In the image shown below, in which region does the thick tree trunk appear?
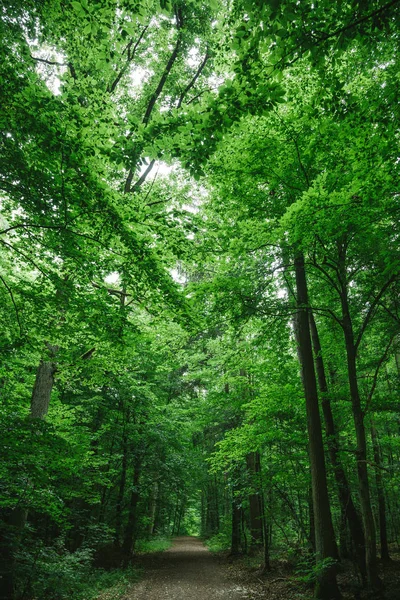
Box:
[339,287,381,591]
[246,452,264,549]
[30,358,56,419]
[294,253,340,600]
[370,421,391,562]
[309,311,366,581]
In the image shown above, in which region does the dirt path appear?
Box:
[128,536,252,599]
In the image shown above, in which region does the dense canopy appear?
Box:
[1,2,400,600]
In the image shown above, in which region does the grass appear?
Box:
[135,535,173,554]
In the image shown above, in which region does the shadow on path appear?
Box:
[129,536,251,599]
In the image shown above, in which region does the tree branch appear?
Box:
[0,275,23,336]
[124,14,183,193]
[0,240,49,278]
[355,275,397,351]
[30,54,68,67]
[132,159,156,191]
[108,25,149,93]
[363,334,396,416]
[177,49,209,109]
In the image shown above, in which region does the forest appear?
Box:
[1,1,400,599]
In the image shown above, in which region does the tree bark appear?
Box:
[0,351,57,599]
[230,495,241,556]
[114,431,128,548]
[294,253,340,600]
[309,311,366,581]
[30,357,56,419]
[246,452,264,549]
[121,456,141,567]
[339,278,381,590]
[370,421,391,562]
[148,481,159,536]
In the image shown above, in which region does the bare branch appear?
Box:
[30,54,68,67]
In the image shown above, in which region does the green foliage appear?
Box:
[205,532,231,553]
[295,554,338,587]
[1,0,400,598]
[136,536,172,553]
[15,539,140,600]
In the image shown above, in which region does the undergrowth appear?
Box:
[204,532,231,553]
[136,535,172,554]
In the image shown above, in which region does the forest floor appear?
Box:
[125,536,259,599]
[124,538,400,600]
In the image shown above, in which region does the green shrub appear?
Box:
[136,536,172,554]
[205,532,231,553]
[15,539,140,600]
[294,553,338,586]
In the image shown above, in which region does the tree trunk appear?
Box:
[30,358,56,419]
[294,253,340,600]
[0,352,57,599]
[246,452,264,549]
[370,421,390,562]
[308,484,316,553]
[121,457,141,567]
[148,481,159,536]
[114,431,128,548]
[230,495,241,556]
[176,500,185,535]
[261,489,270,571]
[309,311,366,581]
[339,283,381,591]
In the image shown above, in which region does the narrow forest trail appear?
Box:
[128,536,254,599]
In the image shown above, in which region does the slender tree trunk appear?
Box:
[309,311,366,581]
[230,496,241,556]
[121,457,141,567]
[115,431,128,548]
[148,481,159,536]
[261,489,270,571]
[176,500,185,535]
[370,421,391,562]
[214,474,220,532]
[339,285,381,591]
[294,253,340,600]
[246,452,264,549]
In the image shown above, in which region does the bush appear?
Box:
[15,539,140,600]
[294,553,338,586]
[135,536,172,554]
[205,532,231,553]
